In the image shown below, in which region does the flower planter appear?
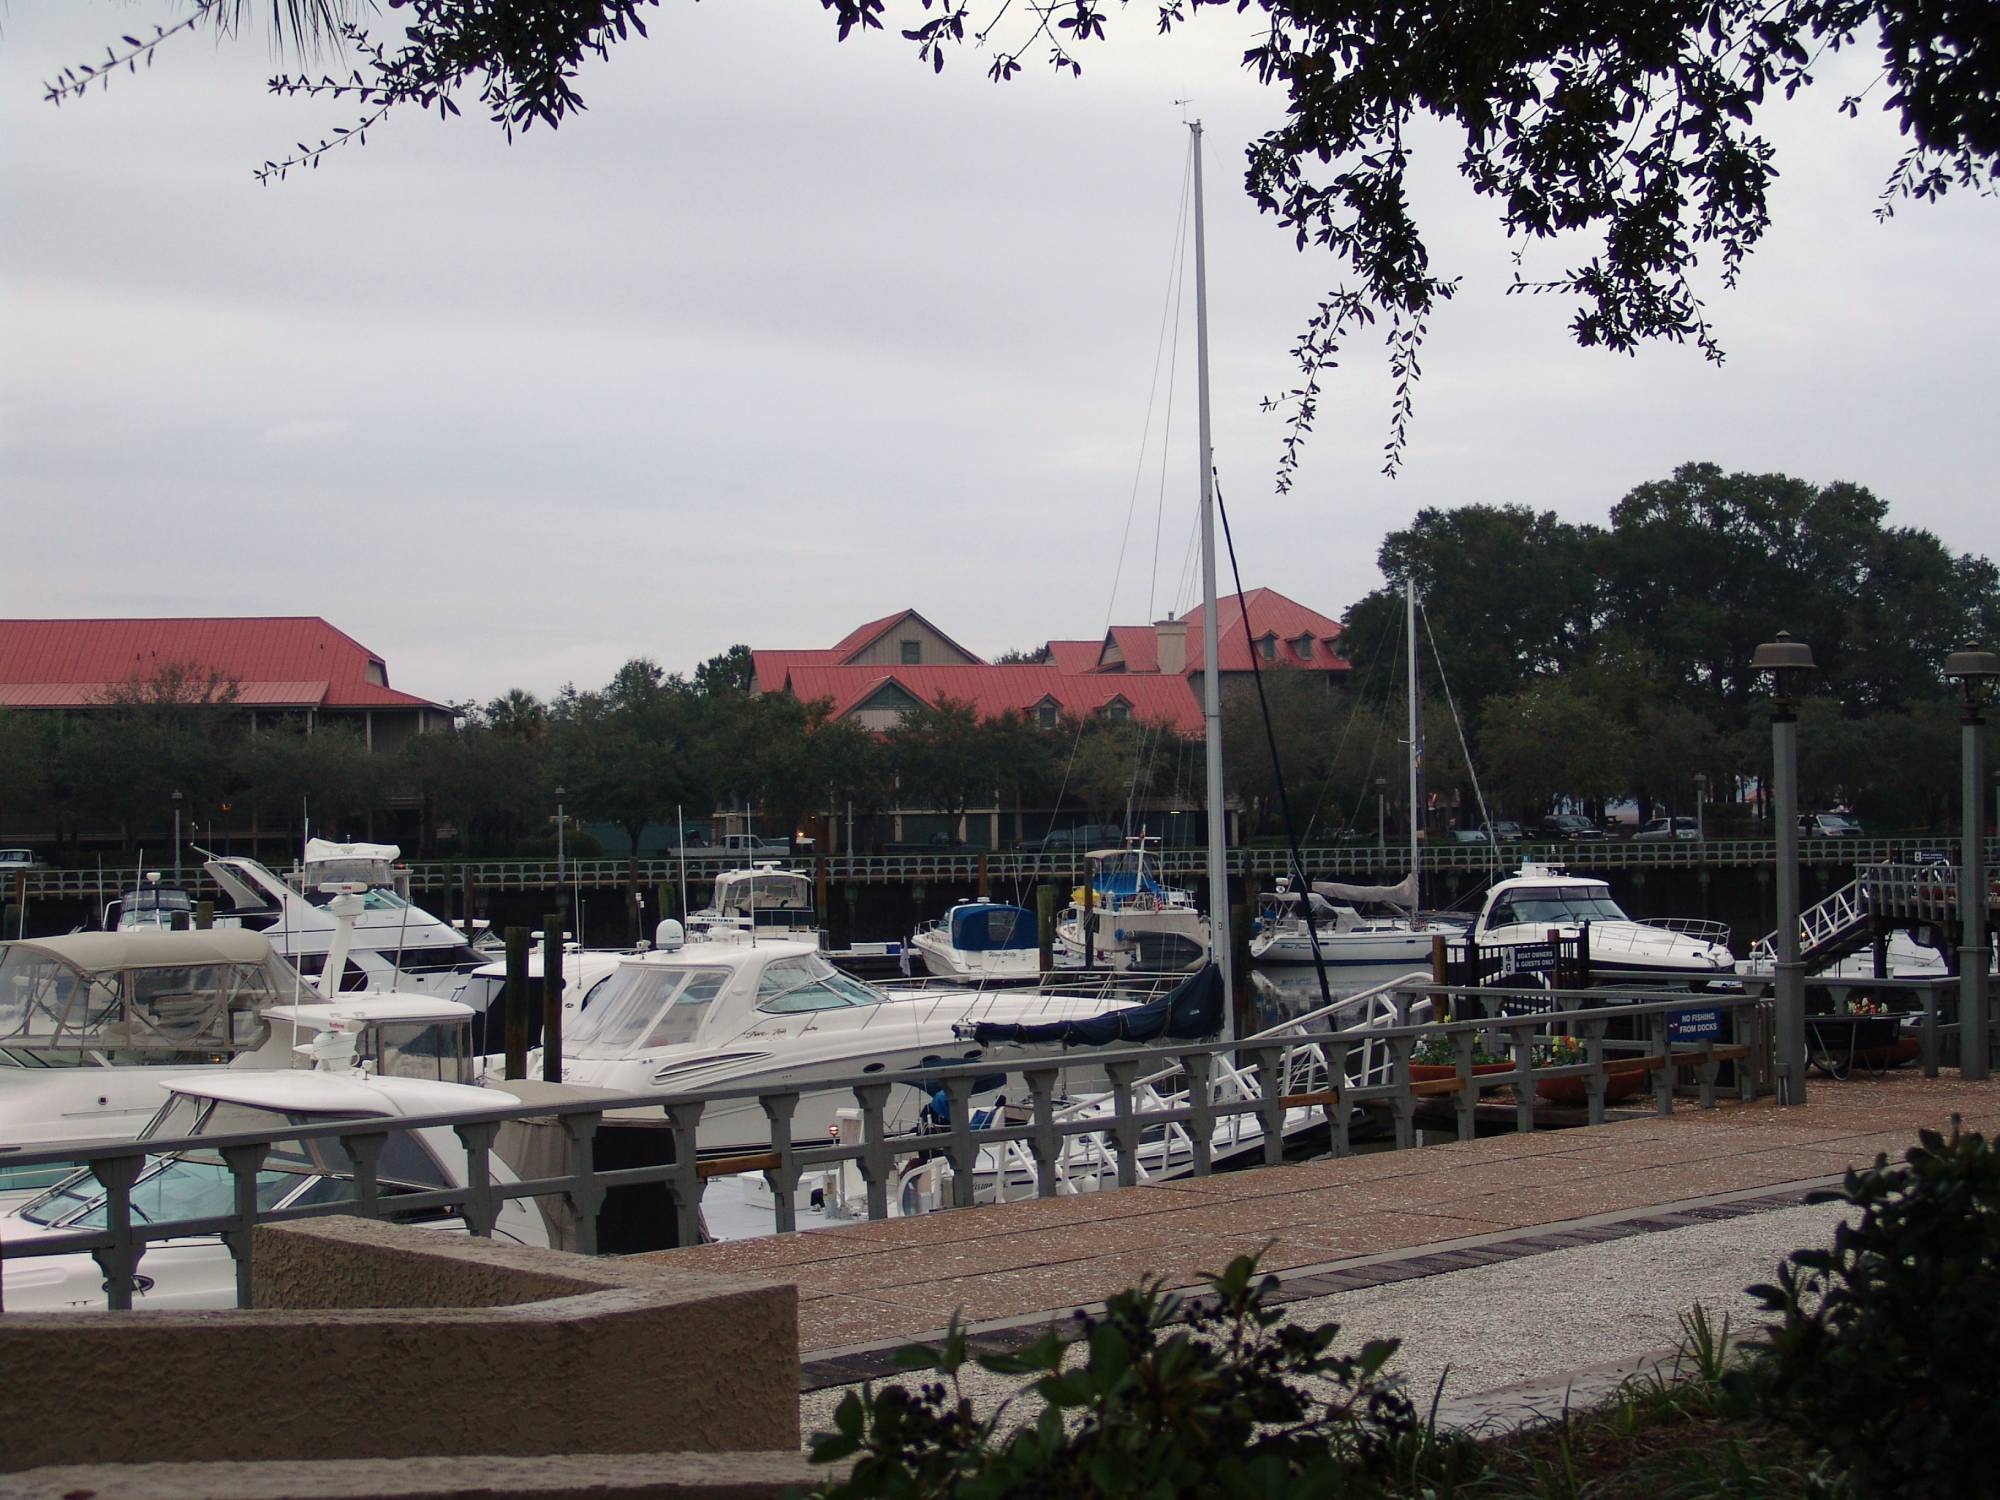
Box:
[1409,1061,1513,1091]
[1535,1059,1650,1106]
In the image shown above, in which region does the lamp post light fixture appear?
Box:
[1752,631,1816,1106]
[1945,646,2000,1080]
[171,789,184,886]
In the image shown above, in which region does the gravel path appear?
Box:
[797,1199,1854,1446]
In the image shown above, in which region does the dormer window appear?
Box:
[1259,634,1277,662]
[1102,698,1131,722]
[1036,699,1059,730]
[900,640,921,664]
[1293,634,1314,661]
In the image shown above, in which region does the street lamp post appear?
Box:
[1753,631,1816,1106]
[171,790,183,885]
[1694,772,1708,841]
[1945,647,1999,1079]
[1376,777,1387,851]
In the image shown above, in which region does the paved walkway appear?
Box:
[642,1073,1997,1379]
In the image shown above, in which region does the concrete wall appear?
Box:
[0,1218,797,1473]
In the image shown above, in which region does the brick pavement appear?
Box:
[635,1073,1998,1378]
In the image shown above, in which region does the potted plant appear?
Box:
[1408,1030,1515,1084]
[1534,1032,1649,1104]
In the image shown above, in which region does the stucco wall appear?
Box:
[0,1218,797,1473]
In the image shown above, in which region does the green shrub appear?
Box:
[1747,1121,2000,1499]
[807,1253,1423,1498]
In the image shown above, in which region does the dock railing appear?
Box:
[1,984,1781,1313]
[18,837,2000,900]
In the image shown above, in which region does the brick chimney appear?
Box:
[1154,616,1187,676]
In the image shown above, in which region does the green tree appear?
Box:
[1479,678,1636,817]
[550,659,711,935]
[482,687,548,741]
[233,721,385,843]
[887,698,993,837]
[400,723,550,855]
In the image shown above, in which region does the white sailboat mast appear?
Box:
[1406,580,1421,916]
[1191,120,1235,1016]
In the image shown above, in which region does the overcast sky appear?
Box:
[4,3,1994,706]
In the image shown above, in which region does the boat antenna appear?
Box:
[676,803,689,925]
[1189,117,1234,1020]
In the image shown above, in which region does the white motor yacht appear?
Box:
[685,864,819,944]
[1472,863,1735,978]
[1053,843,1209,972]
[1249,875,1450,967]
[0,1069,546,1312]
[910,902,1041,985]
[0,926,482,1160]
[194,841,486,997]
[546,933,1215,1151]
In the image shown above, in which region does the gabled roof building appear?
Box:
[751,589,1347,736]
[0,617,450,753]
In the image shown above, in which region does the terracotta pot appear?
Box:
[1409,1061,1513,1082]
[1536,1060,1650,1106]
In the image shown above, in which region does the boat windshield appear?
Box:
[568,965,734,1054]
[19,1096,447,1229]
[754,955,884,1014]
[1489,886,1629,926]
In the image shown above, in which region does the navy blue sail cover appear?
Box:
[965,962,1223,1047]
[950,903,1037,952]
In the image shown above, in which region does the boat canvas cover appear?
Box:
[964,963,1222,1047]
[304,839,402,867]
[1313,874,1418,909]
[0,930,284,1054]
[950,905,1037,952]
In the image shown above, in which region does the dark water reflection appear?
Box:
[1247,963,1429,1031]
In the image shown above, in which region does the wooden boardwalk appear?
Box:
[641,1073,1998,1368]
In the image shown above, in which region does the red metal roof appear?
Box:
[1042,640,1101,674]
[0,618,444,710]
[1117,591,1349,674]
[779,663,1206,735]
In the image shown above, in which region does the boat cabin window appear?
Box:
[713,873,812,915]
[569,965,733,1053]
[366,1019,473,1085]
[1492,886,1628,926]
[756,956,881,1014]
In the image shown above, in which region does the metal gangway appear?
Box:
[1748,862,1998,971]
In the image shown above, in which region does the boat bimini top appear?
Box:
[0,930,291,1059]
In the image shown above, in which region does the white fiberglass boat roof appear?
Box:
[261,996,475,1028]
[4,929,275,971]
[164,1069,514,1118]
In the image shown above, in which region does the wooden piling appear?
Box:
[976,853,989,900]
[195,901,214,931]
[1036,883,1056,975]
[461,866,478,942]
[542,915,564,1083]
[503,926,531,1081]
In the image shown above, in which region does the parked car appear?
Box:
[1800,812,1865,838]
[1449,828,1490,844]
[0,849,39,872]
[1634,817,1701,842]
[1490,821,1525,844]
[1538,814,1605,842]
[1018,823,1123,854]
